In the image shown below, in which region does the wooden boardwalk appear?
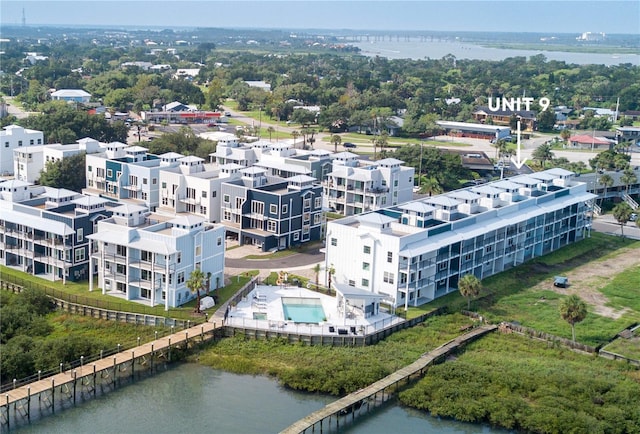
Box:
[1,321,220,430]
[281,324,497,434]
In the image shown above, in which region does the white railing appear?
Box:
[622,193,638,209]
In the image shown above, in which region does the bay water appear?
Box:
[353,38,639,65]
[14,363,504,433]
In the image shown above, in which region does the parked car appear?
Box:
[630,213,637,222]
[343,142,357,149]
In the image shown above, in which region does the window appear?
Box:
[383,271,394,284]
[223,194,230,203]
[143,178,148,185]
[485,245,493,253]
[387,252,393,263]
[141,250,152,262]
[141,192,148,201]
[129,175,138,185]
[303,212,310,222]
[116,263,126,275]
[107,169,113,178]
[37,139,42,144]
[438,262,447,271]
[199,206,207,214]
[212,191,216,198]
[75,248,85,262]
[363,246,371,254]
[217,237,222,246]
[251,200,264,215]
[267,220,277,232]
[141,269,151,281]
[202,190,207,198]
[314,213,321,224]
[331,238,337,246]
[314,197,322,208]
[282,204,288,214]
[77,228,83,243]
[18,140,22,147]
[152,178,157,185]
[270,204,278,214]
[223,210,231,221]
[293,232,300,241]
[177,272,185,284]
[116,245,126,256]
[162,182,167,189]
[362,262,370,271]
[304,198,311,208]
[195,246,202,256]
[187,188,196,199]
[177,252,182,264]
[361,278,369,287]
[88,165,92,172]
[348,280,355,287]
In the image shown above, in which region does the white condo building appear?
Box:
[87,204,226,310]
[14,137,104,183]
[323,153,414,216]
[1,125,44,176]
[158,153,242,223]
[325,169,596,309]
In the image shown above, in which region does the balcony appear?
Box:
[122,184,141,192]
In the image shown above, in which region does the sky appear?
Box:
[1,1,639,34]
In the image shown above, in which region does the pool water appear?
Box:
[282,298,326,323]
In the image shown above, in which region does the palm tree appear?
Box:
[327,263,335,290]
[612,202,633,238]
[419,176,442,196]
[560,128,571,143]
[559,294,587,342]
[597,173,614,207]
[458,274,482,310]
[186,268,206,314]
[313,263,321,288]
[330,134,342,152]
[620,166,637,195]
[291,130,300,148]
[532,143,554,168]
[266,126,275,142]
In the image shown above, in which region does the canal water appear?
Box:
[14,363,504,433]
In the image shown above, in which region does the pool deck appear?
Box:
[225,285,403,336]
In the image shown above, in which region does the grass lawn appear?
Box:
[406,233,640,346]
[324,133,472,149]
[0,265,259,320]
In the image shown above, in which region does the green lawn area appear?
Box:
[406,233,640,346]
[0,266,259,321]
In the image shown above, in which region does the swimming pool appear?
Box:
[281,297,326,324]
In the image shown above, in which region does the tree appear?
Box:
[38,153,86,192]
[186,268,207,314]
[532,143,554,168]
[612,202,633,238]
[560,128,571,143]
[537,109,556,132]
[291,130,300,148]
[418,176,442,196]
[327,263,335,289]
[266,126,275,142]
[330,134,342,152]
[620,166,637,194]
[597,173,614,207]
[458,274,482,310]
[559,294,587,342]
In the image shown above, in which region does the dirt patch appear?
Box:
[534,246,640,319]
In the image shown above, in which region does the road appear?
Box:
[3,97,38,119]
[591,214,640,240]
